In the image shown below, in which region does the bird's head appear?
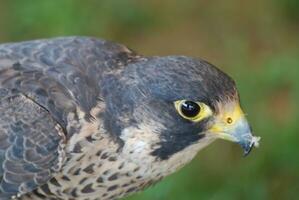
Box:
[102,56,260,165]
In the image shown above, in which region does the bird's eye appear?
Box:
[174,100,212,122]
[180,101,201,118]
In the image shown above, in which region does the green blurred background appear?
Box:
[0,0,298,199]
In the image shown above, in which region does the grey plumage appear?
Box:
[0,36,258,200]
[0,37,139,199]
[0,37,138,130]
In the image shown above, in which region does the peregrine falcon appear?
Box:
[0,37,260,200]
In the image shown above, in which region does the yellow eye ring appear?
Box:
[174,100,212,122]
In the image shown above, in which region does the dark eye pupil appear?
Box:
[181,101,201,118]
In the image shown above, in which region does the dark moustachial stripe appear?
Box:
[152,133,206,160]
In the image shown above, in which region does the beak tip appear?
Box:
[243,144,254,157]
[240,136,261,157]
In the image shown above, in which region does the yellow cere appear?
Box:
[220,103,244,125]
[209,102,245,136]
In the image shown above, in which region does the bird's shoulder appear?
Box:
[0,36,141,130]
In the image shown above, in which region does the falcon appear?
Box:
[0,37,260,200]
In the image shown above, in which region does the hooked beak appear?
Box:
[218,117,260,156]
[208,103,260,156]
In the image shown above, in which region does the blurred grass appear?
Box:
[0,0,298,199]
